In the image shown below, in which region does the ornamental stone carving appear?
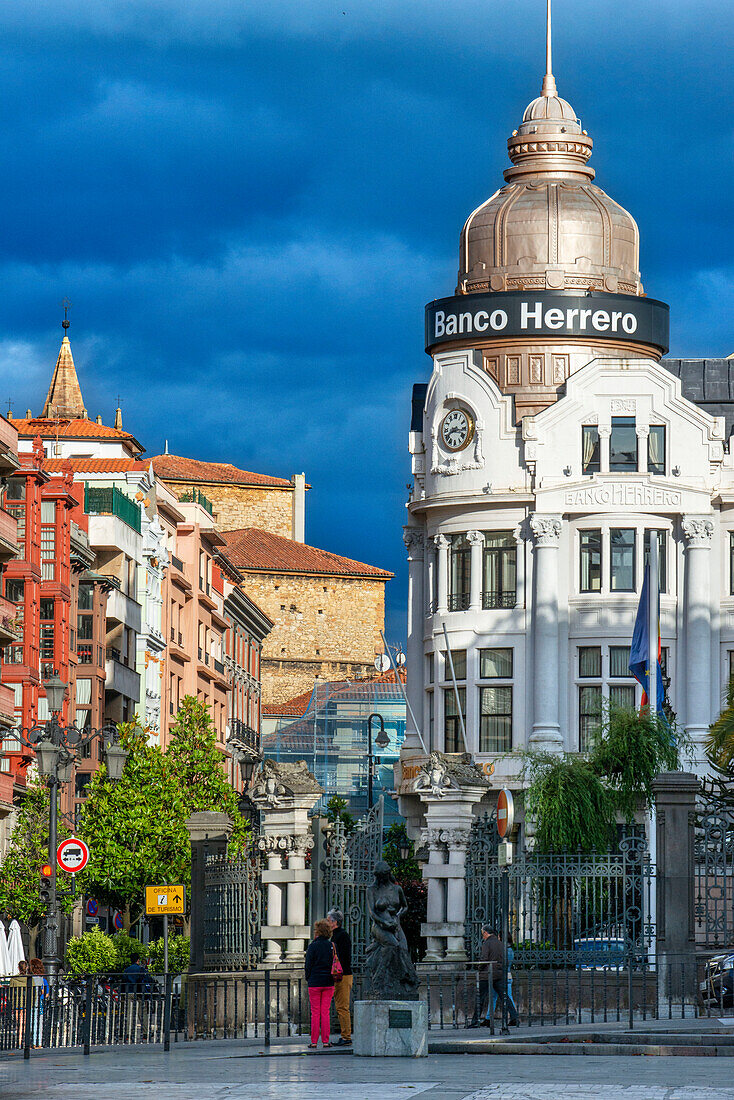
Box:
[529,513,562,547]
[433,534,450,551]
[414,750,492,800]
[466,530,484,545]
[403,528,425,556]
[421,826,471,849]
[251,758,323,808]
[414,751,452,798]
[682,516,714,548]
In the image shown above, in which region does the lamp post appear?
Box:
[15,672,129,979]
[366,712,390,809]
[232,742,262,828]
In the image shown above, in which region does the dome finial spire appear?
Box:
[541,0,557,97]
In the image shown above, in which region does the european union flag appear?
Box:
[629,565,665,712]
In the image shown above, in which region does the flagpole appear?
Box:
[647,534,659,961]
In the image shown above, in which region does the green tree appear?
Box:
[382,822,425,960]
[65,927,118,976]
[79,698,248,923]
[326,795,356,835]
[706,677,734,773]
[592,704,680,818]
[0,783,72,926]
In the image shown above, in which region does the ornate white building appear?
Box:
[398,24,732,832]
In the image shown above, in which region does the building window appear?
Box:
[580,530,602,592]
[609,645,633,678]
[578,646,601,677]
[41,513,55,580]
[482,532,517,609]
[443,648,466,681]
[5,479,24,501]
[449,535,471,611]
[7,504,25,550]
[582,425,600,475]
[427,653,434,684]
[428,691,434,748]
[3,645,23,664]
[610,685,636,709]
[40,598,54,621]
[444,687,466,753]
[40,625,54,662]
[648,425,665,475]
[479,686,512,752]
[579,685,602,752]
[644,530,667,592]
[78,583,93,611]
[479,647,513,678]
[610,417,638,471]
[610,528,636,591]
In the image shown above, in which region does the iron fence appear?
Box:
[322,796,384,969]
[203,851,262,971]
[694,777,734,949]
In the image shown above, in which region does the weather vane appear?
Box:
[61,297,72,333]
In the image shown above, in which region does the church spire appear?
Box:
[541,0,558,97]
[41,303,87,419]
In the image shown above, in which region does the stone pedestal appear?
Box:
[353,1000,427,1058]
[413,751,491,961]
[653,771,699,1008]
[251,759,323,966]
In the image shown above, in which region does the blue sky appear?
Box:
[0,0,731,643]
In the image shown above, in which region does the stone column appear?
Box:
[467,531,484,612]
[528,514,563,753]
[598,425,611,474]
[636,425,649,474]
[434,534,449,615]
[404,527,426,752]
[682,516,714,766]
[653,772,699,1006]
[185,811,233,973]
[252,760,323,966]
[414,752,491,961]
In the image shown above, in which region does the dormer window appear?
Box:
[582,426,600,475]
[610,417,637,471]
[648,425,665,476]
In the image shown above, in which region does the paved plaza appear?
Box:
[3,1043,734,1100]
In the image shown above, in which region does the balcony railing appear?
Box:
[482,590,518,609]
[179,489,214,516]
[84,486,142,533]
[448,592,471,612]
[106,645,122,663]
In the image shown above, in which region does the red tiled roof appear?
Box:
[13,417,141,444]
[43,457,145,474]
[151,455,293,489]
[263,668,406,717]
[223,527,393,579]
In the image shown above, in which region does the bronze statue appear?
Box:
[364,860,420,1000]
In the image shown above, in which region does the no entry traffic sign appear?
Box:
[57,837,90,874]
[496,789,514,839]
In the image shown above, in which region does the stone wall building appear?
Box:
[224,527,392,705]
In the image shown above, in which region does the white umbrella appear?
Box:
[7,920,25,974]
[0,922,11,977]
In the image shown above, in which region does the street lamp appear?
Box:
[231,741,261,827]
[14,672,129,979]
[366,712,390,810]
[398,832,411,862]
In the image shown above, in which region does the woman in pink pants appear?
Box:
[304,919,335,1048]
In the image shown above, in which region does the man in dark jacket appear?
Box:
[328,908,353,1045]
[470,925,492,1027]
[486,928,519,1026]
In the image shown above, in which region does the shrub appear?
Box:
[65,928,118,976]
[111,931,145,970]
[147,934,190,974]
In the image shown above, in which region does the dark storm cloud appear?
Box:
[0,0,730,641]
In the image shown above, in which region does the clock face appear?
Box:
[441,408,474,452]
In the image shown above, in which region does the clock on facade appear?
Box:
[440,408,475,452]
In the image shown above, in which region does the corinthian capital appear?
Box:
[529,513,562,547]
[466,530,484,546]
[682,515,714,548]
[433,534,450,551]
[403,527,425,556]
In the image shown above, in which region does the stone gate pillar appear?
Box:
[413,752,491,961]
[653,772,699,1007]
[185,811,234,973]
[251,760,323,966]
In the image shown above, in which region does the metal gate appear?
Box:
[323,796,384,968]
[465,816,654,966]
[203,845,262,971]
[694,776,734,950]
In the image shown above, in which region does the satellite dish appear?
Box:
[374,654,390,673]
[396,652,406,667]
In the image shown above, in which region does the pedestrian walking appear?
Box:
[487,934,519,1021]
[304,919,335,1049]
[469,925,492,1027]
[9,960,28,1044]
[483,928,519,1027]
[327,908,352,1045]
[29,958,49,1046]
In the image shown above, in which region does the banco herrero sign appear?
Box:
[425,290,669,354]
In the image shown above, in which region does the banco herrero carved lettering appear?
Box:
[565,484,682,508]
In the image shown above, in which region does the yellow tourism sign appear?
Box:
[145,884,185,916]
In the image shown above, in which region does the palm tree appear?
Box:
[706,678,734,772]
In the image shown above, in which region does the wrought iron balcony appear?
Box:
[482,590,517,610]
[448,592,471,612]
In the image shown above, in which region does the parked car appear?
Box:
[700,954,734,1010]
